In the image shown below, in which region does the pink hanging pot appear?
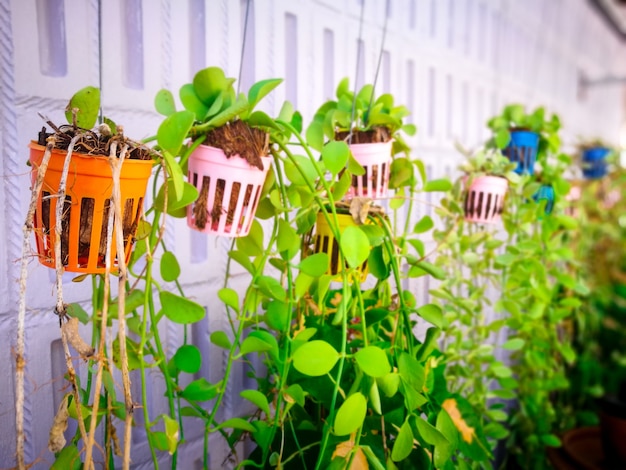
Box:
[187,145,270,237]
[463,175,508,224]
[346,141,393,200]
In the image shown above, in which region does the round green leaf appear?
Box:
[160,291,205,324]
[297,253,330,277]
[157,110,195,156]
[322,141,350,176]
[179,83,209,120]
[354,346,391,378]
[174,345,202,374]
[155,89,177,116]
[339,226,370,269]
[65,86,100,129]
[501,338,525,351]
[160,251,181,282]
[292,340,340,376]
[240,389,271,416]
[210,331,231,350]
[265,300,289,332]
[334,393,367,436]
[180,378,219,401]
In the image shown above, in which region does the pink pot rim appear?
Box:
[189,144,271,171]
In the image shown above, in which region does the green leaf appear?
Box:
[180,378,219,401]
[240,389,271,416]
[322,141,350,176]
[340,226,370,269]
[435,408,458,468]
[540,434,561,447]
[306,121,325,151]
[334,393,367,436]
[210,331,231,350]
[265,300,290,332]
[179,83,209,120]
[160,251,181,282]
[494,128,511,149]
[215,417,256,433]
[355,346,391,378]
[162,150,184,201]
[203,93,249,129]
[416,304,445,328]
[292,340,340,376]
[284,384,306,407]
[154,180,199,217]
[155,88,177,116]
[160,291,205,324]
[423,178,452,192]
[218,288,239,311]
[501,338,525,350]
[378,372,400,397]
[277,219,300,259]
[109,289,145,319]
[162,415,179,454]
[248,110,281,130]
[157,110,195,156]
[256,276,287,301]
[408,261,446,280]
[415,327,441,361]
[347,152,366,175]
[391,419,414,461]
[298,253,329,277]
[193,67,233,105]
[284,155,318,185]
[65,86,100,129]
[51,444,82,470]
[174,345,202,374]
[239,336,274,357]
[66,303,90,324]
[247,78,283,113]
[413,216,434,234]
[398,353,425,391]
[414,416,449,446]
[236,220,265,257]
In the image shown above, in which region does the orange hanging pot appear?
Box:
[29,142,153,274]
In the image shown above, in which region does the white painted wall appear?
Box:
[1,0,625,468]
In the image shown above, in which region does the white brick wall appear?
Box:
[1,0,625,468]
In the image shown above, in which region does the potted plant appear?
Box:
[306,77,415,200]
[154,66,282,237]
[487,104,561,176]
[29,86,155,273]
[457,146,518,224]
[577,138,614,179]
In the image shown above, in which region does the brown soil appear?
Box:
[335,126,392,144]
[38,123,155,160]
[201,119,269,171]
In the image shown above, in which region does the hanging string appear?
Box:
[368,0,390,114]
[348,0,367,144]
[98,0,104,125]
[237,0,252,94]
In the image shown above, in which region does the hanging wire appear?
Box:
[348,0,390,144]
[237,0,252,94]
[98,0,104,125]
[368,0,390,114]
[348,0,367,144]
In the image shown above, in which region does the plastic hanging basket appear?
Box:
[504,130,539,175]
[29,142,153,273]
[346,141,393,199]
[533,184,555,215]
[312,212,369,280]
[187,145,270,237]
[582,147,610,179]
[463,175,508,224]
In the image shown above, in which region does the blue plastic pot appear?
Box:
[533,184,555,214]
[504,130,539,175]
[582,147,610,179]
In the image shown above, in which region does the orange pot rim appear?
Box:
[29,141,154,180]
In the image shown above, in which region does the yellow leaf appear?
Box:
[442,398,475,444]
[332,436,369,469]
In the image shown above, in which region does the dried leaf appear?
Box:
[62,317,95,358]
[350,197,373,225]
[332,435,369,469]
[48,394,70,453]
[442,398,475,444]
